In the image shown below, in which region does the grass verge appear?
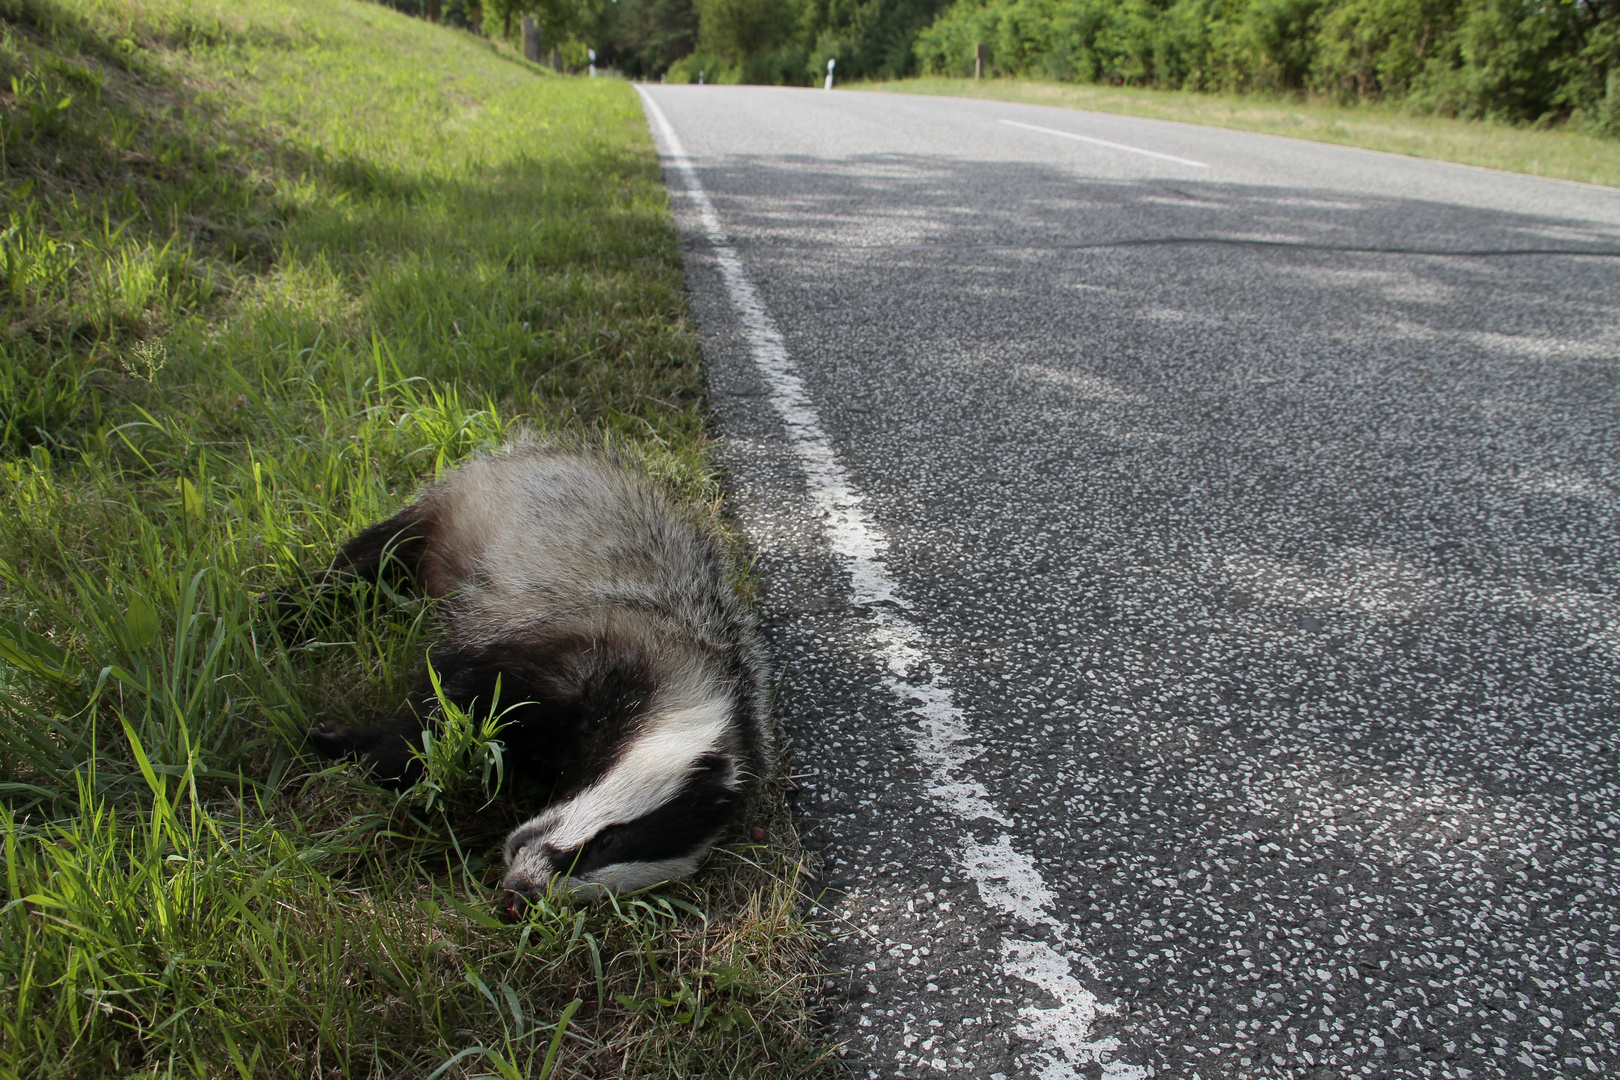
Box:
[854,76,1620,188]
[0,0,828,1076]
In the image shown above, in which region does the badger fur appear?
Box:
[294,443,769,902]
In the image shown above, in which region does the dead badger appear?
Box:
[294,443,768,904]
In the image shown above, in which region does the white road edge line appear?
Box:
[1000,118,1210,169]
[638,86,1146,1080]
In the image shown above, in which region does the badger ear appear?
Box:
[692,752,742,790]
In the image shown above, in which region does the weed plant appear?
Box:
[0,0,827,1076]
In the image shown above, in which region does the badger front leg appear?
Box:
[308,711,426,786]
[307,642,530,788]
[272,507,434,642]
[326,507,435,589]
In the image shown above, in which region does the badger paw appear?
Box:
[307,720,363,759]
[306,719,419,787]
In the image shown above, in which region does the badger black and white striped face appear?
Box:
[500,700,746,905]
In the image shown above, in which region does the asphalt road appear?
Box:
[638,85,1620,1080]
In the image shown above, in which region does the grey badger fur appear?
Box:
[292,443,769,902]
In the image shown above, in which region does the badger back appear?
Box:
[412,446,769,898]
[415,449,748,643]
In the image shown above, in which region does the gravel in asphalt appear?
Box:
[644,85,1620,1080]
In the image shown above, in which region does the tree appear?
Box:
[697,0,804,62]
[802,0,955,80]
[597,0,702,77]
[483,0,604,47]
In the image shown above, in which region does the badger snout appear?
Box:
[498,854,549,921]
[499,826,591,909]
[500,877,599,921]
[500,861,610,916]
[501,830,561,886]
[496,749,743,903]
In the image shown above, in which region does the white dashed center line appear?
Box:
[999,118,1211,169]
[639,87,1144,1080]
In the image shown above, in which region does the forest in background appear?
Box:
[409,0,1619,135]
[915,0,1618,129]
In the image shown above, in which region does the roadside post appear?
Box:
[974,42,986,79]
[588,48,596,77]
[825,57,836,90]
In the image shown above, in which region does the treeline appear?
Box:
[632,0,1616,132]
[411,0,955,84]
[916,0,1619,127]
[379,0,1619,132]
[596,0,955,84]
[370,0,953,83]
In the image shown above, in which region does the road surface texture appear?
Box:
[637,86,1620,1080]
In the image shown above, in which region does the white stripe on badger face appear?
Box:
[525,692,735,854]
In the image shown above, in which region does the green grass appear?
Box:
[855,76,1620,188]
[0,0,829,1076]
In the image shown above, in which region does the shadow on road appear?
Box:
[703,152,1620,1077]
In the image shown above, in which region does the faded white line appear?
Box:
[639,86,1144,1080]
[1000,118,1210,169]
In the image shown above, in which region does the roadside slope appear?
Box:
[0,2,825,1076]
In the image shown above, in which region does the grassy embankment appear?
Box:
[0,0,826,1076]
[856,77,1620,187]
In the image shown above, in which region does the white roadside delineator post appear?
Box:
[825,57,836,90]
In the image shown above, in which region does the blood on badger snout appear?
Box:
[295,442,769,899]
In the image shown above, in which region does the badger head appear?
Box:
[500,702,746,910]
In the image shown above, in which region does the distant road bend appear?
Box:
[640,85,1620,1080]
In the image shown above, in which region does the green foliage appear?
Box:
[1447,0,1569,119]
[410,657,513,814]
[699,0,800,59]
[608,0,951,82]
[1,781,820,1077]
[0,0,828,1076]
[804,0,958,80]
[660,0,811,84]
[375,0,489,31]
[484,0,605,55]
[1313,0,1456,100]
[913,0,1620,126]
[1597,66,1620,136]
[916,0,1332,88]
[597,0,700,78]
